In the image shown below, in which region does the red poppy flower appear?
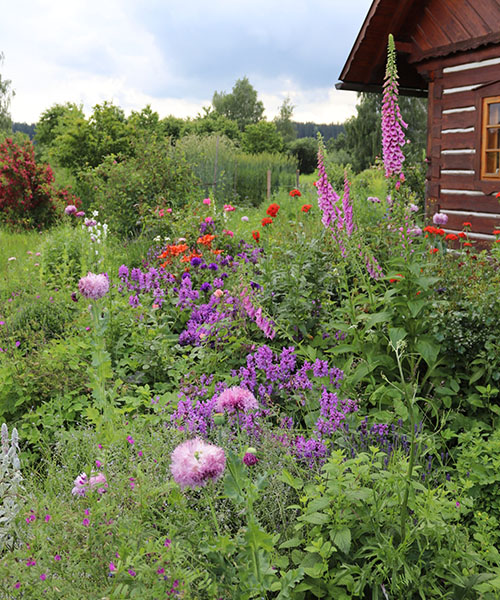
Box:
[389,274,404,283]
[266,203,280,217]
[301,204,312,213]
[252,230,260,242]
[261,217,273,227]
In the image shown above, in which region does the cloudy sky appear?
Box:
[1,0,373,125]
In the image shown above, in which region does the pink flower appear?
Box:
[166,208,172,213]
[75,211,85,217]
[109,561,116,572]
[170,438,226,489]
[203,198,211,205]
[432,212,448,225]
[64,204,77,215]
[214,386,258,414]
[213,289,224,298]
[72,472,107,496]
[78,272,109,300]
[223,204,235,212]
[222,229,234,237]
[158,209,165,217]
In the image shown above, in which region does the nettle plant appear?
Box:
[0,138,79,229]
[0,423,23,551]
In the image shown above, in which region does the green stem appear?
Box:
[204,487,221,537]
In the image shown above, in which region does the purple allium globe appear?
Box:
[170,438,226,490]
[432,212,448,226]
[64,204,78,215]
[78,272,109,300]
[214,386,258,414]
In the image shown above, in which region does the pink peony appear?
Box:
[170,438,226,489]
[214,386,258,414]
[78,272,109,300]
[65,204,77,215]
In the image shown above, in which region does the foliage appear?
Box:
[212,77,265,131]
[0,138,79,229]
[79,133,198,236]
[274,97,296,144]
[287,137,318,175]
[0,52,13,136]
[241,120,283,154]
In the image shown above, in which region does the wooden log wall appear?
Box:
[420,45,500,241]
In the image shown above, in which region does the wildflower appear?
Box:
[128,569,136,577]
[64,204,77,215]
[203,198,211,205]
[243,449,258,466]
[408,226,422,236]
[241,216,249,222]
[109,562,116,572]
[84,218,97,227]
[200,282,212,292]
[214,386,258,414]
[44,514,51,522]
[222,229,234,237]
[223,204,235,212]
[445,233,458,241]
[493,229,500,235]
[381,34,407,178]
[464,242,473,247]
[261,217,273,227]
[389,274,403,283]
[367,196,380,203]
[54,555,61,561]
[78,272,109,300]
[458,232,467,238]
[127,435,135,445]
[409,203,418,212]
[252,230,260,242]
[213,289,224,298]
[7,256,16,261]
[266,203,280,217]
[432,213,448,225]
[82,518,90,526]
[72,472,108,496]
[170,438,226,489]
[289,189,301,197]
[462,221,472,227]
[75,211,85,217]
[40,574,47,581]
[430,248,439,254]
[301,204,312,212]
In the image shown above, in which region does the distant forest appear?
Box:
[12,121,344,142]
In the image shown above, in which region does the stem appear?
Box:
[204,487,221,537]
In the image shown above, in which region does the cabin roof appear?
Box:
[337,0,500,96]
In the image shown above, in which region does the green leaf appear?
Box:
[415,336,440,367]
[279,469,303,491]
[279,537,302,549]
[301,512,330,525]
[365,311,391,329]
[388,327,406,348]
[332,527,351,554]
[407,299,427,318]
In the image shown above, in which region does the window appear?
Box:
[481,96,500,180]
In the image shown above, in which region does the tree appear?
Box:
[189,112,241,141]
[241,121,283,154]
[338,92,427,172]
[0,52,13,135]
[274,97,296,144]
[35,102,85,161]
[212,77,264,131]
[287,137,318,174]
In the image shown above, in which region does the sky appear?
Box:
[0,0,373,126]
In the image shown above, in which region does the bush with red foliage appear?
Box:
[0,138,80,229]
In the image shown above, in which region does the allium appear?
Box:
[432,212,448,225]
[381,34,407,178]
[214,386,258,414]
[64,204,77,215]
[78,272,109,300]
[170,438,226,489]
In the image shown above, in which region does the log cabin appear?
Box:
[337,0,500,243]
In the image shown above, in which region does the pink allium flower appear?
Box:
[78,272,109,300]
[170,438,226,489]
[203,198,211,205]
[64,204,77,215]
[432,212,448,225]
[214,386,258,414]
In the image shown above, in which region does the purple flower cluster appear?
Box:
[382,34,408,178]
[240,287,276,340]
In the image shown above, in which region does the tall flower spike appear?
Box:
[342,173,354,237]
[382,34,407,179]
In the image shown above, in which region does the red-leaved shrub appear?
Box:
[0,138,80,229]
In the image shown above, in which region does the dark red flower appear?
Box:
[289,189,301,197]
[261,217,273,227]
[301,204,312,213]
[266,203,280,217]
[252,230,260,241]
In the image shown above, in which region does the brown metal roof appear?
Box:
[338,0,500,96]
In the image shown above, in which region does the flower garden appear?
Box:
[1,37,500,600]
